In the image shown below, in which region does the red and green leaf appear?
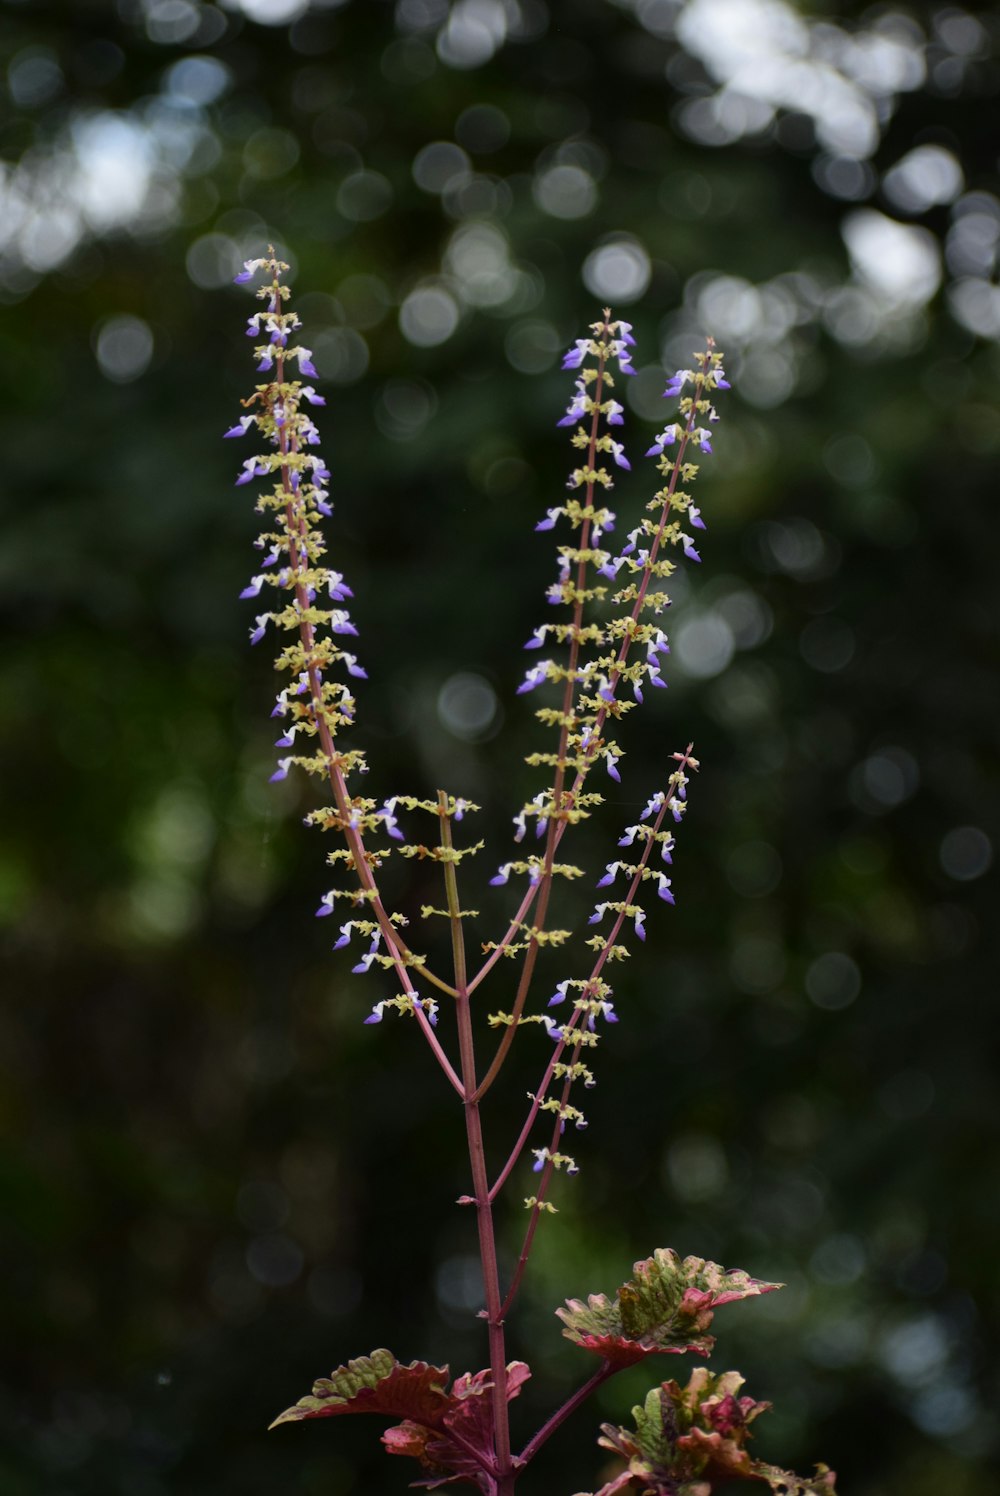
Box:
[558,1248,782,1368]
[270,1349,531,1493]
[577,1368,837,1496]
[269,1349,452,1429]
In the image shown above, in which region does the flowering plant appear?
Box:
[223,247,836,1496]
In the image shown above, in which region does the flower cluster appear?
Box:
[508,326,728,876]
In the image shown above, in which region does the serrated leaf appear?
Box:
[271,1350,531,1494]
[269,1350,451,1429]
[577,1367,837,1496]
[558,1248,782,1367]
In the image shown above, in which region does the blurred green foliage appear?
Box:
[1,1,998,1493]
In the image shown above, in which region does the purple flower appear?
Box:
[342,652,367,679]
[535,507,563,531]
[596,862,621,888]
[611,340,636,376]
[663,370,689,398]
[561,339,590,370]
[715,370,731,389]
[549,980,570,1007]
[236,457,268,486]
[609,440,630,470]
[656,874,675,904]
[270,756,293,782]
[490,863,512,887]
[240,575,266,599]
[314,495,333,518]
[224,415,256,438]
[641,792,665,821]
[606,400,625,426]
[597,555,625,581]
[297,350,318,377]
[616,321,636,347]
[634,911,646,941]
[330,610,358,636]
[524,626,547,650]
[517,663,549,695]
[333,921,354,949]
[646,423,679,458]
[234,268,254,284]
[249,614,271,645]
[682,536,701,563]
[364,1002,385,1025]
[256,351,274,373]
[300,385,326,406]
[377,798,404,841]
[328,571,353,602]
[588,903,608,926]
[689,503,706,530]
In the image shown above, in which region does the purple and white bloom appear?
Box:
[341,652,367,679]
[597,861,623,888]
[535,507,564,531]
[588,901,610,925]
[328,571,353,602]
[714,368,731,389]
[274,722,300,748]
[597,554,626,581]
[517,662,549,695]
[653,872,675,903]
[688,502,706,530]
[648,629,670,661]
[234,257,268,284]
[694,427,712,454]
[249,613,272,645]
[641,791,666,821]
[646,423,679,457]
[668,795,685,823]
[557,381,588,427]
[490,862,514,887]
[352,931,382,975]
[634,909,646,941]
[412,993,437,1027]
[524,625,548,650]
[330,610,358,636]
[616,320,636,347]
[225,415,257,438]
[561,338,591,370]
[333,921,356,949]
[681,534,701,563]
[621,524,643,556]
[314,493,333,518]
[549,979,572,1007]
[608,439,630,470]
[661,836,675,864]
[364,1001,385,1025]
[618,825,640,848]
[315,891,337,917]
[610,339,636,375]
[256,350,274,373]
[663,369,692,398]
[299,385,326,406]
[236,457,269,486]
[270,756,294,782]
[240,575,267,600]
[453,798,469,821]
[605,399,625,426]
[377,798,404,840]
[295,348,319,378]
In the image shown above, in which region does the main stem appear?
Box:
[438,795,514,1496]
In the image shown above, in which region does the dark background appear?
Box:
[1,1,998,1492]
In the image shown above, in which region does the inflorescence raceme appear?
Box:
[228,250,837,1496]
[227,254,727,1163]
